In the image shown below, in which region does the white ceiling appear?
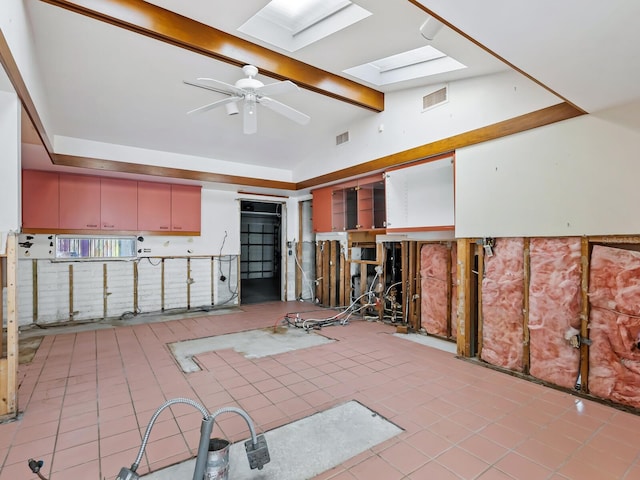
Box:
[9,0,640,185]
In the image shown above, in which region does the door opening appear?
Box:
[240,201,283,304]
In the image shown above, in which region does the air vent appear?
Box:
[422,86,448,111]
[336,131,350,146]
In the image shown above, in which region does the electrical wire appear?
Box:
[282,268,383,331]
[293,240,315,301]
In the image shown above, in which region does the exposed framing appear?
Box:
[456,234,640,408]
[0,234,18,419]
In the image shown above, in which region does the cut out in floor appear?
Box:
[142,400,402,480]
[169,327,335,372]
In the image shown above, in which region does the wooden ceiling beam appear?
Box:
[39,0,385,112]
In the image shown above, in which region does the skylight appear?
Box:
[344,45,467,87]
[238,0,371,52]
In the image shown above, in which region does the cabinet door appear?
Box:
[137,182,171,231]
[356,174,385,230]
[332,180,358,231]
[311,186,333,232]
[100,178,138,230]
[22,170,60,229]
[171,185,201,232]
[59,174,101,230]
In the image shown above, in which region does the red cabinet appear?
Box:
[311,186,333,233]
[137,181,171,232]
[312,174,385,232]
[22,170,59,230]
[100,178,138,230]
[171,185,201,233]
[59,174,101,230]
[22,171,202,235]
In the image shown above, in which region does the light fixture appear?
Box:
[225,102,239,116]
[420,16,444,42]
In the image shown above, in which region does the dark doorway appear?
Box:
[240,201,282,304]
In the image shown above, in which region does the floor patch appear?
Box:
[393,332,457,353]
[169,327,334,372]
[142,400,402,480]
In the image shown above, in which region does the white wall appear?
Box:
[0,90,20,232]
[455,102,640,238]
[1,0,52,132]
[292,69,561,181]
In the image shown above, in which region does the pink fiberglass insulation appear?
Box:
[588,245,640,408]
[451,243,458,339]
[420,243,450,337]
[481,237,524,372]
[528,237,582,389]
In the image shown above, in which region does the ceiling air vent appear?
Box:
[336,131,350,146]
[422,85,448,111]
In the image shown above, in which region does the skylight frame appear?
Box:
[344,45,467,87]
[238,0,371,53]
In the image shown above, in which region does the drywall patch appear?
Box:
[142,400,402,480]
[169,326,335,372]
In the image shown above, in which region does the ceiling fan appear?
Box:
[184,65,311,135]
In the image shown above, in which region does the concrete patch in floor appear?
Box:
[169,327,334,373]
[142,400,402,480]
[393,332,457,353]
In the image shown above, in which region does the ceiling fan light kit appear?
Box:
[184,65,311,134]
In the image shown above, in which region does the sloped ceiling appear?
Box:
[4,0,638,191]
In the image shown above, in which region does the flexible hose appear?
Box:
[131,397,210,471]
[210,406,258,446]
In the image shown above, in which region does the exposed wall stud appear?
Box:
[161,258,165,311]
[579,237,591,393]
[2,234,18,417]
[446,243,453,338]
[133,261,139,314]
[522,238,531,375]
[103,263,108,319]
[69,264,74,321]
[330,241,338,307]
[187,257,191,310]
[456,239,472,357]
[32,259,38,324]
[477,242,484,359]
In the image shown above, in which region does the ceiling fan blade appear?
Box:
[256,80,299,97]
[259,96,311,125]
[183,79,241,97]
[243,100,258,134]
[187,96,241,115]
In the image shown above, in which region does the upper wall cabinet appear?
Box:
[100,178,138,230]
[171,185,201,233]
[22,170,60,230]
[385,155,455,231]
[137,183,201,234]
[332,175,385,231]
[137,181,172,232]
[22,170,201,235]
[312,173,385,233]
[311,186,333,233]
[59,174,101,230]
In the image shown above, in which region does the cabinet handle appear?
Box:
[103,224,114,228]
[160,226,169,230]
[173,226,182,230]
[87,224,98,228]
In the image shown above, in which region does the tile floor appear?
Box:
[1,301,640,480]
